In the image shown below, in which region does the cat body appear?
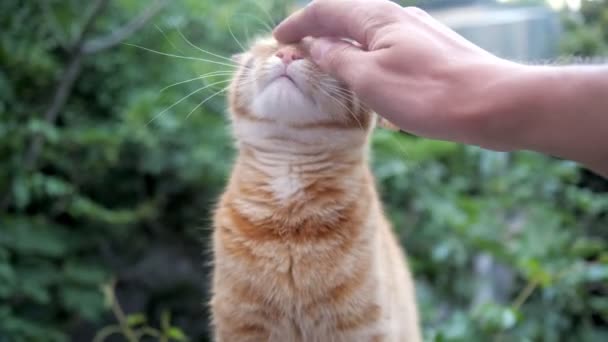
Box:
[211,37,421,342]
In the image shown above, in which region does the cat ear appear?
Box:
[376,115,401,132]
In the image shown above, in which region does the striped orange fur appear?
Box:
[211,36,421,341]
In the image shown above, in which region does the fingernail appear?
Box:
[310,38,332,64]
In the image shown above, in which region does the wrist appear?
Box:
[451,60,533,151]
[473,64,608,177]
[484,64,558,152]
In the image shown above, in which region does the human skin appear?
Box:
[273,0,608,177]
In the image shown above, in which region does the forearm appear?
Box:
[273,0,608,177]
[485,65,608,177]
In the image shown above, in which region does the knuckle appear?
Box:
[354,1,404,43]
[360,1,402,22]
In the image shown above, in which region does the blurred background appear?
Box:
[1,0,607,341]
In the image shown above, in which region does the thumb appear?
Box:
[305,37,367,87]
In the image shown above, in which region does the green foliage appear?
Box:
[92,282,189,342]
[1,0,606,341]
[1,0,273,340]
[372,132,608,341]
[561,0,608,55]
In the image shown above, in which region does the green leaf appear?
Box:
[12,176,30,210]
[126,313,147,327]
[63,261,108,285]
[59,285,105,321]
[0,218,69,257]
[166,327,187,341]
[27,119,60,143]
[67,195,144,225]
[0,313,67,342]
[0,262,16,298]
[520,259,553,286]
[501,308,517,330]
[16,262,60,304]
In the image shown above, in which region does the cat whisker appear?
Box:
[392,134,413,161]
[249,1,276,28]
[243,24,252,45]
[319,78,355,93]
[320,81,356,100]
[185,85,232,119]
[316,86,364,130]
[148,79,233,125]
[155,24,185,54]
[159,71,234,93]
[177,30,241,65]
[228,22,247,53]
[322,82,356,98]
[124,43,249,70]
[332,88,356,99]
[232,12,273,33]
[322,83,361,107]
[322,86,365,130]
[322,82,414,161]
[227,4,280,51]
[327,88,357,103]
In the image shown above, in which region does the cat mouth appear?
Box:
[262,69,318,105]
[273,73,298,86]
[267,73,306,96]
[278,74,295,83]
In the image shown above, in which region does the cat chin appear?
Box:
[251,80,329,124]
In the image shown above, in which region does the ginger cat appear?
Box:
[211,36,421,342]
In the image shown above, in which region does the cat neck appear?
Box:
[225,133,371,222]
[232,117,371,158]
[225,145,374,229]
[235,137,369,184]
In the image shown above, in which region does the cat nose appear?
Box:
[276,47,303,65]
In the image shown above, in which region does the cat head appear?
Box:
[227,36,380,150]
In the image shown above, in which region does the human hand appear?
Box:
[274,0,525,150]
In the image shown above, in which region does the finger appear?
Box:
[274,0,402,46]
[306,37,368,90]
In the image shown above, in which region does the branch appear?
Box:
[23,0,166,170]
[24,55,84,167]
[3,0,170,211]
[83,0,169,55]
[74,0,110,51]
[22,0,110,170]
[2,1,110,210]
